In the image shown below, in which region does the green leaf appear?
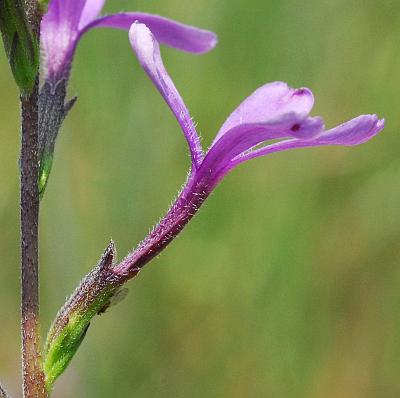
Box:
[0,0,39,93]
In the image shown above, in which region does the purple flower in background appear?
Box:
[112,23,384,278]
[41,0,217,84]
[38,0,217,198]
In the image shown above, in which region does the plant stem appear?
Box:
[20,2,46,396]
[20,82,47,398]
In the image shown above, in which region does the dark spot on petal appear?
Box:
[291,123,301,132]
[294,89,307,96]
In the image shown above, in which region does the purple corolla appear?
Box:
[112,23,384,278]
[41,0,217,84]
[38,0,217,198]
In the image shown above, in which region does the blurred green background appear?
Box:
[1,0,399,396]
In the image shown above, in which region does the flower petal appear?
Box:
[129,23,203,167]
[79,0,106,29]
[199,115,324,187]
[213,82,315,144]
[41,0,89,81]
[197,83,324,185]
[41,3,217,83]
[226,115,384,173]
[86,12,218,54]
[308,114,384,146]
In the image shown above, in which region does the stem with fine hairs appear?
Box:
[19,1,47,396]
[20,85,47,397]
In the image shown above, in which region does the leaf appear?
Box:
[0,0,39,93]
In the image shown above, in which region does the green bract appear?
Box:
[43,242,126,391]
[0,0,39,93]
[43,286,118,391]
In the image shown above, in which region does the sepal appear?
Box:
[43,241,125,390]
[38,80,77,198]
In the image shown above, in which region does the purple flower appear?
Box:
[112,23,384,278]
[41,0,218,84]
[42,23,385,387]
[38,1,217,199]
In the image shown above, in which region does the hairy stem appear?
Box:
[20,2,46,396]
[113,174,210,280]
[20,82,47,398]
